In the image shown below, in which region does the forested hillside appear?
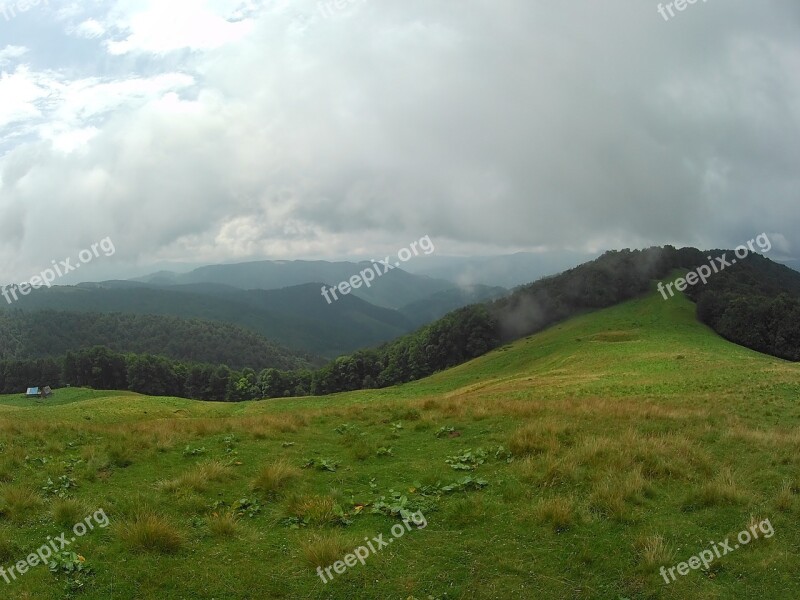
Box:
[1,283,415,358]
[0,311,317,371]
[687,253,800,361]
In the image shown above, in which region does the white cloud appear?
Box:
[0,66,50,129]
[0,45,29,67]
[104,0,258,55]
[71,18,107,39]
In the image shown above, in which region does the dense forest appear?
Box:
[687,253,800,361]
[3,246,798,400]
[0,311,317,371]
[3,283,415,358]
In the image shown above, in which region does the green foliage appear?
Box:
[435,426,456,438]
[232,497,262,518]
[49,550,91,576]
[302,458,339,472]
[42,475,78,499]
[182,445,207,457]
[444,447,511,471]
[334,423,357,435]
[445,448,488,471]
[49,550,93,593]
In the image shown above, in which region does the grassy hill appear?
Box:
[0,289,798,599]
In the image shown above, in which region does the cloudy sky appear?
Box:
[0,0,798,283]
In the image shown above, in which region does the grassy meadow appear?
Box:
[0,289,798,599]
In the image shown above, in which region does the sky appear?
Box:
[0,0,798,284]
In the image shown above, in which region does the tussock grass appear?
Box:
[241,414,308,439]
[588,480,629,522]
[52,498,87,527]
[105,440,133,468]
[159,460,234,494]
[0,485,42,522]
[514,455,578,489]
[534,497,576,532]
[251,460,301,497]
[508,422,565,457]
[349,437,377,461]
[207,512,239,538]
[442,496,486,528]
[299,531,353,568]
[0,460,15,483]
[118,511,184,553]
[0,536,20,562]
[284,493,339,526]
[776,481,794,512]
[634,534,674,569]
[685,468,746,509]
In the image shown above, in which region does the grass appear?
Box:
[0,485,42,522]
[250,459,301,497]
[0,287,798,598]
[158,460,234,494]
[207,512,238,538]
[118,511,184,553]
[299,531,355,568]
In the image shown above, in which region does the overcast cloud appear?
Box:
[0,0,798,283]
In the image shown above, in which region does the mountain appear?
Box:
[133,260,456,310]
[1,281,416,358]
[0,311,315,371]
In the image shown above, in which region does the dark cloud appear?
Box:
[0,0,798,283]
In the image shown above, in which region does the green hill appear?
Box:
[0,289,798,599]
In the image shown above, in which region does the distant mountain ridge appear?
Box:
[132,260,458,310]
